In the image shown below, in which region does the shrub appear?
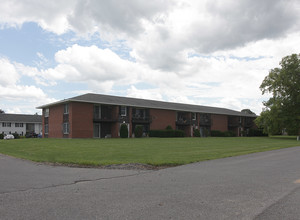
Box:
[223,131,236,137]
[0,133,4,139]
[134,125,144,138]
[193,129,200,137]
[166,125,173,130]
[210,130,224,137]
[149,129,185,138]
[120,123,128,138]
[247,129,268,137]
[13,132,20,139]
[175,130,185,137]
[211,130,235,137]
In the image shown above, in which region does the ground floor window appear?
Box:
[44,124,49,134]
[2,122,11,127]
[63,123,69,134]
[15,123,24,127]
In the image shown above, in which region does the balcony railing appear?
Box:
[132,115,152,123]
[94,114,118,122]
[244,121,253,128]
[199,119,211,126]
[176,118,191,125]
[228,121,240,127]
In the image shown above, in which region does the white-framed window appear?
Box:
[2,122,11,127]
[15,123,24,127]
[63,123,69,134]
[44,124,49,134]
[192,112,197,120]
[64,104,69,114]
[44,108,49,117]
[94,105,101,119]
[120,106,127,116]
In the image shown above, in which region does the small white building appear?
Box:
[0,113,42,136]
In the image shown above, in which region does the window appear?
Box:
[44,108,49,117]
[44,124,49,134]
[63,123,69,134]
[2,122,11,127]
[64,104,69,114]
[120,106,127,116]
[192,113,196,120]
[15,123,24,127]
[94,105,101,119]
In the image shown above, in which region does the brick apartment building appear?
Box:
[37,93,257,138]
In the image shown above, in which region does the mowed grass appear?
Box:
[0,136,299,166]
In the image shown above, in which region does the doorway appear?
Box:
[93,123,101,138]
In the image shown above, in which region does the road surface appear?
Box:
[1,146,300,219]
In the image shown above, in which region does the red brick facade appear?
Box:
[211,114,228,132]
[48,104,64,138]
[150,109,176,130]
[42,101,256,138]
[70,102,93,138]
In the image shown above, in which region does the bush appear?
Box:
[149,129,185,138]
[174,130,185,137]
[247,129,268,137]
[0,133,4,139]
[211,130,235,137]
[120,123,128,138]
[166,125,173,130]
[134,125,144,138]
[210,130,224,137]
[193,129,200,137]
[13,132,20,139]
[223,131,236,137]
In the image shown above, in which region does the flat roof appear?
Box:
[37,93,257,117]
[0,113,42,123]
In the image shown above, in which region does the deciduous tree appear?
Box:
[255,54,300,138]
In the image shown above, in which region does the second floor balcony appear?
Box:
[132,115,152,123]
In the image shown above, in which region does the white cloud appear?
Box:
[0,0,300,115]
[0,58,20,86]
[0,58,56,113]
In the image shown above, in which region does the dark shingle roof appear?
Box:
[0,114,42,123]
[37,93,257,117]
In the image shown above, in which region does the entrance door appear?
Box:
[93,123,101,138]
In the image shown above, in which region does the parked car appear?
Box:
[4,134,15,140]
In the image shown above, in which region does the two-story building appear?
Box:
[37,93,257,138]
[0,113,42,136]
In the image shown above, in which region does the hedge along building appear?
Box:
[37,93,257,138]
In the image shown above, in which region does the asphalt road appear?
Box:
[1,146,300,220]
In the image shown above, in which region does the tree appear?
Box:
[255,54,300,137]
[0,109,4,113]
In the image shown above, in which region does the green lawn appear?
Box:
[0,136,299,166]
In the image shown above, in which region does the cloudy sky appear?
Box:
[1,0,300,114]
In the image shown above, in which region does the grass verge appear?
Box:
[0,136,299,167]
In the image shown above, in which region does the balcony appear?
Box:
[244,121,253,128]
[132,115,152,123]
[94,114,118,123]
[199,114,211,126]
[176,118,191,126]
[118,115,129,123]
[228,121,240,127]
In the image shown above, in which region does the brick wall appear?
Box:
[211,114,228,132]
[48,105,63,138]
[150,109,176,130]
[70,102,93,138]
